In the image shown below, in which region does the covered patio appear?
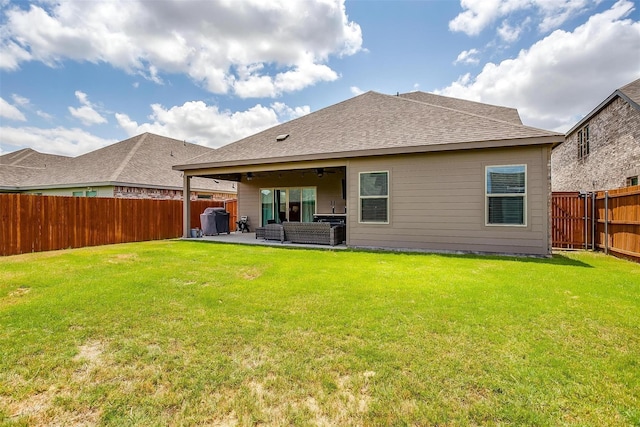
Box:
[180,164,348,239]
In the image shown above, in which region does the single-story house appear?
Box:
[552,78,640,191]
[174,91,563,255]
[0,132,236,200]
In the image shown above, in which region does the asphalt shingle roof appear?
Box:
[398,91,522,124]
[1,148,71,168]
[0,149,71,189]
[178,91,561,169]
[1,133,235,192]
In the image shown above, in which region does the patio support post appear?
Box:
[183,174,191,238]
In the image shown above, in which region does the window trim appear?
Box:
[485,164,527,227]
[358,170,390,224]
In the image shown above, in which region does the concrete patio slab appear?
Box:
[182,231,348,250]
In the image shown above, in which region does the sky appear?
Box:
[0,0,639,157]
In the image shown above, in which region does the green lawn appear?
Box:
[1,241,639,426]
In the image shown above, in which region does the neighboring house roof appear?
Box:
[1,133,236,193]
[1,148,71,168]
[0,149,71,190]
[565,78,640,136]
[398,91,522,125]
[175,91,562,171]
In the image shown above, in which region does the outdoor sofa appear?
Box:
[255,223,285,242]
[255,222,345,246]
[283,222,345,246]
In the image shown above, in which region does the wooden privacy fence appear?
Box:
[0,194,238,256]
[552,186,640,262]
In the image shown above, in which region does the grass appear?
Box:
[0,240,639,426]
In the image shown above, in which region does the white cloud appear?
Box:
[0,96,26,121]
[454,48,480,65]
[0,126,115,156]
[497,18,530,42]
[350,86,365,96]
[115,100,310,148]
[11,94,30,106]
[537,0,601,32]
[37,110,54,121]
[233,57,339,98]
[270,102,311,122]
[68,90,107,126]
[0,0,362,98]
[449,0,505,36]
[439,0,640,132]
[449,0,599,38]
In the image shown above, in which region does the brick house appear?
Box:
[552,78,640,191]
[0,132,236,200]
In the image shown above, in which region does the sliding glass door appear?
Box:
[260,187,316,226]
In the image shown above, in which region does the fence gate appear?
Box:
[551,192,594,249]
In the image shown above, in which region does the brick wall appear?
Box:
[113,186,234,201]
[551,97,640,191]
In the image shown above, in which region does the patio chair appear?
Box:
[263,223,285,243]
[236,216,250,232]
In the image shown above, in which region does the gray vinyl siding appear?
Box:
[346,146,551,255]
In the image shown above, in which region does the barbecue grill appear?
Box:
[200,207,230,235]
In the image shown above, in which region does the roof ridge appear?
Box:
[390,93,550,133]
[401,90,518,111]
[0,164,47,170]
[109,133,148,181]
[8,148,35,165]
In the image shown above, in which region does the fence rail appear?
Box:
[0,194,237,256]
[552,185,640,262]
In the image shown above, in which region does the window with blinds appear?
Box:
[359,171,389,223]
[486,165,526,226]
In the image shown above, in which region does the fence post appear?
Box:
[583,191,588,250]
[591,192,596,251]
[604,191,609,255]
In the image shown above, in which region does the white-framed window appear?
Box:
[359,171,389,224]
[485,165,526,226]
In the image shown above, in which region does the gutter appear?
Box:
[174,135,562,171]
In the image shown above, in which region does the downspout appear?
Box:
[183,174,191,238]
